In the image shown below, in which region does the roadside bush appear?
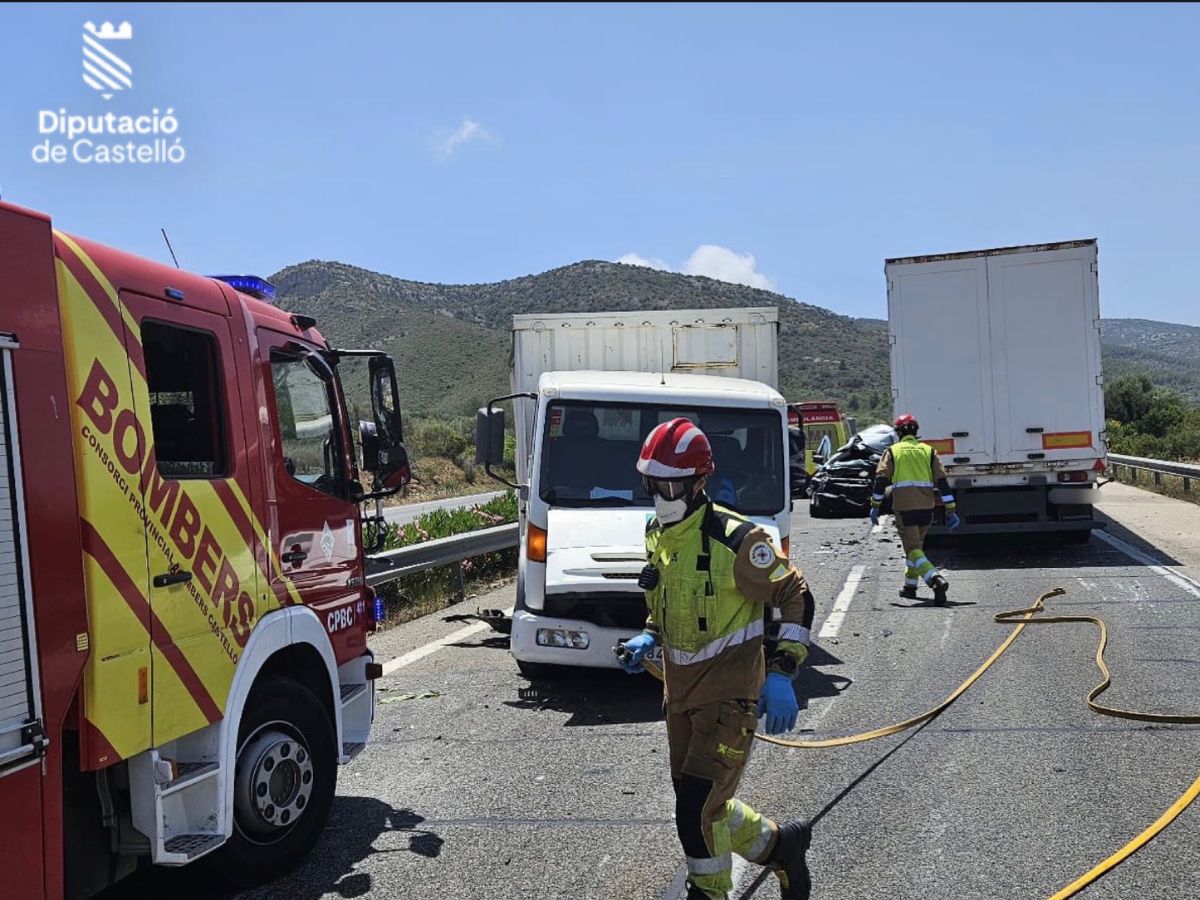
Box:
[1104,375,1200,462]
[373,490,519,626]
[408,416,472,460]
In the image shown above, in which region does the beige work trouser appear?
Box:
[666,699,778,898]
[895,511,937,586]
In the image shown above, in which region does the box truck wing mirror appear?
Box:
[476,392,535,490]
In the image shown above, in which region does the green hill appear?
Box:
[273,260,894,422]
[1099,319,1200,404]
[272,260,1200,428]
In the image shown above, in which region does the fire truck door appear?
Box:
[257,330,364,657]
[118,292,258,746]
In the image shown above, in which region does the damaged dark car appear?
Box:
[808,424,899,518]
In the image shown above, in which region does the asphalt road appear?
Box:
[124,500,1200,900]
[382,490,506,527]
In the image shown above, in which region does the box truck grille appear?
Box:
[543,593,648,630]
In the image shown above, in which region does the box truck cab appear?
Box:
[475,309,789,674]
[885,240,1105,539]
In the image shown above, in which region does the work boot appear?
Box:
[897,585,919,601]
[766,819,812,900]
[931,576,949,605]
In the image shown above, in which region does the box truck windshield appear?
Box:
[538,400,785,515]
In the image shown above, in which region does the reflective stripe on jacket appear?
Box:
[643,501,811,711]
[877,436,944,512]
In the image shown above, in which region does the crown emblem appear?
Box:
[84,21,133,40]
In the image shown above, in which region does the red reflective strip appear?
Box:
[55,239,147,379]
[80,518,223,723]
[210,479,296,607]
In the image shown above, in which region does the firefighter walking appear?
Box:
[617,418,816,900]
[870,414,960,603]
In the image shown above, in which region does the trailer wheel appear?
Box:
[210,676,337,887]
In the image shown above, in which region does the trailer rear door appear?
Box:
[986,245,1103,463]
[887,257,995,463]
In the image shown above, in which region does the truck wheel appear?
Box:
[210,676,337,887]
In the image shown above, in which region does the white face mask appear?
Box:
[654,495,690,525]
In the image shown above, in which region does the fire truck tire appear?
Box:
[210,676,337,886]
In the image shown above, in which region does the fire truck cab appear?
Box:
[0,201,408,899]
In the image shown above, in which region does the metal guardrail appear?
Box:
[1107,453,1200,491]
[365,522,519,588]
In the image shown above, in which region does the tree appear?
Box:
[1104,374,1154,424]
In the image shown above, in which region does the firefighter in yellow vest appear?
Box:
[870,414,961,603]
[616,418,815,900]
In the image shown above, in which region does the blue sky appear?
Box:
[3,3,1198,324]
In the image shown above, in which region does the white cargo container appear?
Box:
[885,241,1105,539]
[476,308,789,674]
[509,308,778,482]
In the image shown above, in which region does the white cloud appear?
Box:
[432,118,495,160]
[681,245,774,290]
[616,252,670,271]
[615,244,774,291]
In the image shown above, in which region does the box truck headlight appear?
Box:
[536,628,589,650]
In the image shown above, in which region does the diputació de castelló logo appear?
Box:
[32,20,187,166]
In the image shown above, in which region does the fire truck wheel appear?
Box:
[210,676,337,886]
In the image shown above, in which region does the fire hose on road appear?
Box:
[641,587,1200,899]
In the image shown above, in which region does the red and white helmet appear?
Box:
[636,417,715,479]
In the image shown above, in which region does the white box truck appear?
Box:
[885,240,1106,540]
[475,308,790,674]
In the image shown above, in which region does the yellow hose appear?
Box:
[641,586,1200,897]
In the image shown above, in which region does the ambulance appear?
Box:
[787,401,852,480]
[0,201,410,899]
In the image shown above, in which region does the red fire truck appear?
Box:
[0,201,409,899]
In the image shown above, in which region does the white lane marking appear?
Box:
[817,565,866,641]
[1095,531,1200,599]
[379,606,515,676]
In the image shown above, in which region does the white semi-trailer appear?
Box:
[885,240,1106,540]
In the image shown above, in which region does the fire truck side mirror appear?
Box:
[365,356,410,493]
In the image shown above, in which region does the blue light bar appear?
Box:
[211,274,277,301]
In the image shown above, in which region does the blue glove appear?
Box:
[869,506,880,526]
[947,511,961,531]
[617,633,656,674]
[757,673,799,735]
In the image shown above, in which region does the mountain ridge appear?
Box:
[271,259,1200,421]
